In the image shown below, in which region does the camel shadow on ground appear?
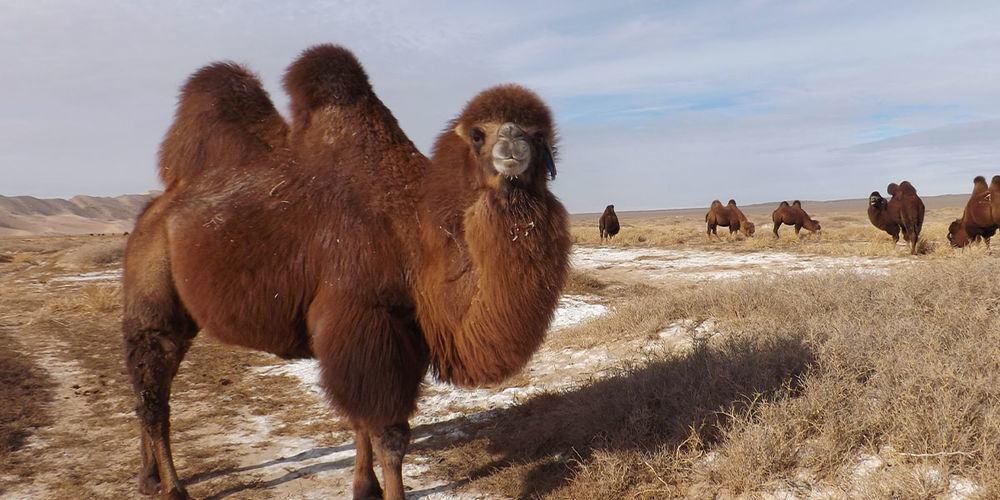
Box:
[184,333,813,499]
[410,332,815,498]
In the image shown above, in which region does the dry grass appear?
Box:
[4,207,1000,498]
[56,237,126,268]
[0,334,55,458]
[412,254,1000,498]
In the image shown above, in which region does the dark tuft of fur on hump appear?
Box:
[185,63,276,125]
[158,62,285,186]
[283,44,373,124]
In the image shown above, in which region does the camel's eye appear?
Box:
[471,127,485,150]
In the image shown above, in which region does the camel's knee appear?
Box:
[373,422,411,463]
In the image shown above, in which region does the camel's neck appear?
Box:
[412,169,571,387]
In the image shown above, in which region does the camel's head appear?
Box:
[743,221,756,236]
[869,191,886,209]
[605,204,615,214]
[948,219,968,247]
[449,84,556,190]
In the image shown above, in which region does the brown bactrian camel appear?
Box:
[868,181,925,254]
[771,200,821,237]
[705,199,755,238]
[122,45,571,500]
[948,175,1000,247]
[599,204,620,241]
[867,191,901,243]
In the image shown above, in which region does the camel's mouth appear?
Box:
[492,156,529,177]
[491,136,531,177]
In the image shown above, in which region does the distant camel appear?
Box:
[771,200,820,237]
[868,181,925,254]
[122,45,571,500]
[948,175,1000,247]
[868,191,900,242]
[599,204,620,241]
[705,199,755,238]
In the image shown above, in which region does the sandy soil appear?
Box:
[0,244,911,499]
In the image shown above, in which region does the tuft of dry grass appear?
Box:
[56,238,126,268]
[34,283,123,317]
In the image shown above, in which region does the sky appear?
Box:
[2,1,1000,214]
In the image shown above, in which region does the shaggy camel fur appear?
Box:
[868,181,925,254]
[705,199,755,238]
[122,45,571,500]
[948,176,1000,247]
[599,204,620,241]
[771,200,820,237]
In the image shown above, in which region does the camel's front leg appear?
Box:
[352,424,382,499]
[372,422,411,500]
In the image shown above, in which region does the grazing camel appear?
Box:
[122,45,571,500]
[948,175,1000,247]
[771,200,820,237]
[868,181,925,254]
[599,204,620,241]
[705,199,755,238]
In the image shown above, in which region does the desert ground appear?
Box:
[3,199,1000,499]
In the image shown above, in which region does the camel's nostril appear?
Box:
[499,122,523,139]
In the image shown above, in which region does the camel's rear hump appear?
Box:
[158,62,288,187]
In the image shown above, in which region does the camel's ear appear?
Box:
[453,123,467,143]
[543,145,556,180]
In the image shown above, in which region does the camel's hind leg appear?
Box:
[122,224,198,499]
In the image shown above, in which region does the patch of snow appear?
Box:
[550,295,607,331]
[255,360,324,396]
[946,476,982,499]
[572,246,903,281]
[853,452,884,477]
[254,293,612,428]
[48,270,121,283]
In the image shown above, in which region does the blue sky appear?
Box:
[2,1,1000,213]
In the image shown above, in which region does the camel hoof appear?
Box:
[353,482,383,500]
[165,487,192,500]
[138,474,160,495]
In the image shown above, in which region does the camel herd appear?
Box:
[601,176,1000,256]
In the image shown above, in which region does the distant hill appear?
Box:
[0,193,158,237]
[0,191,970,238]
